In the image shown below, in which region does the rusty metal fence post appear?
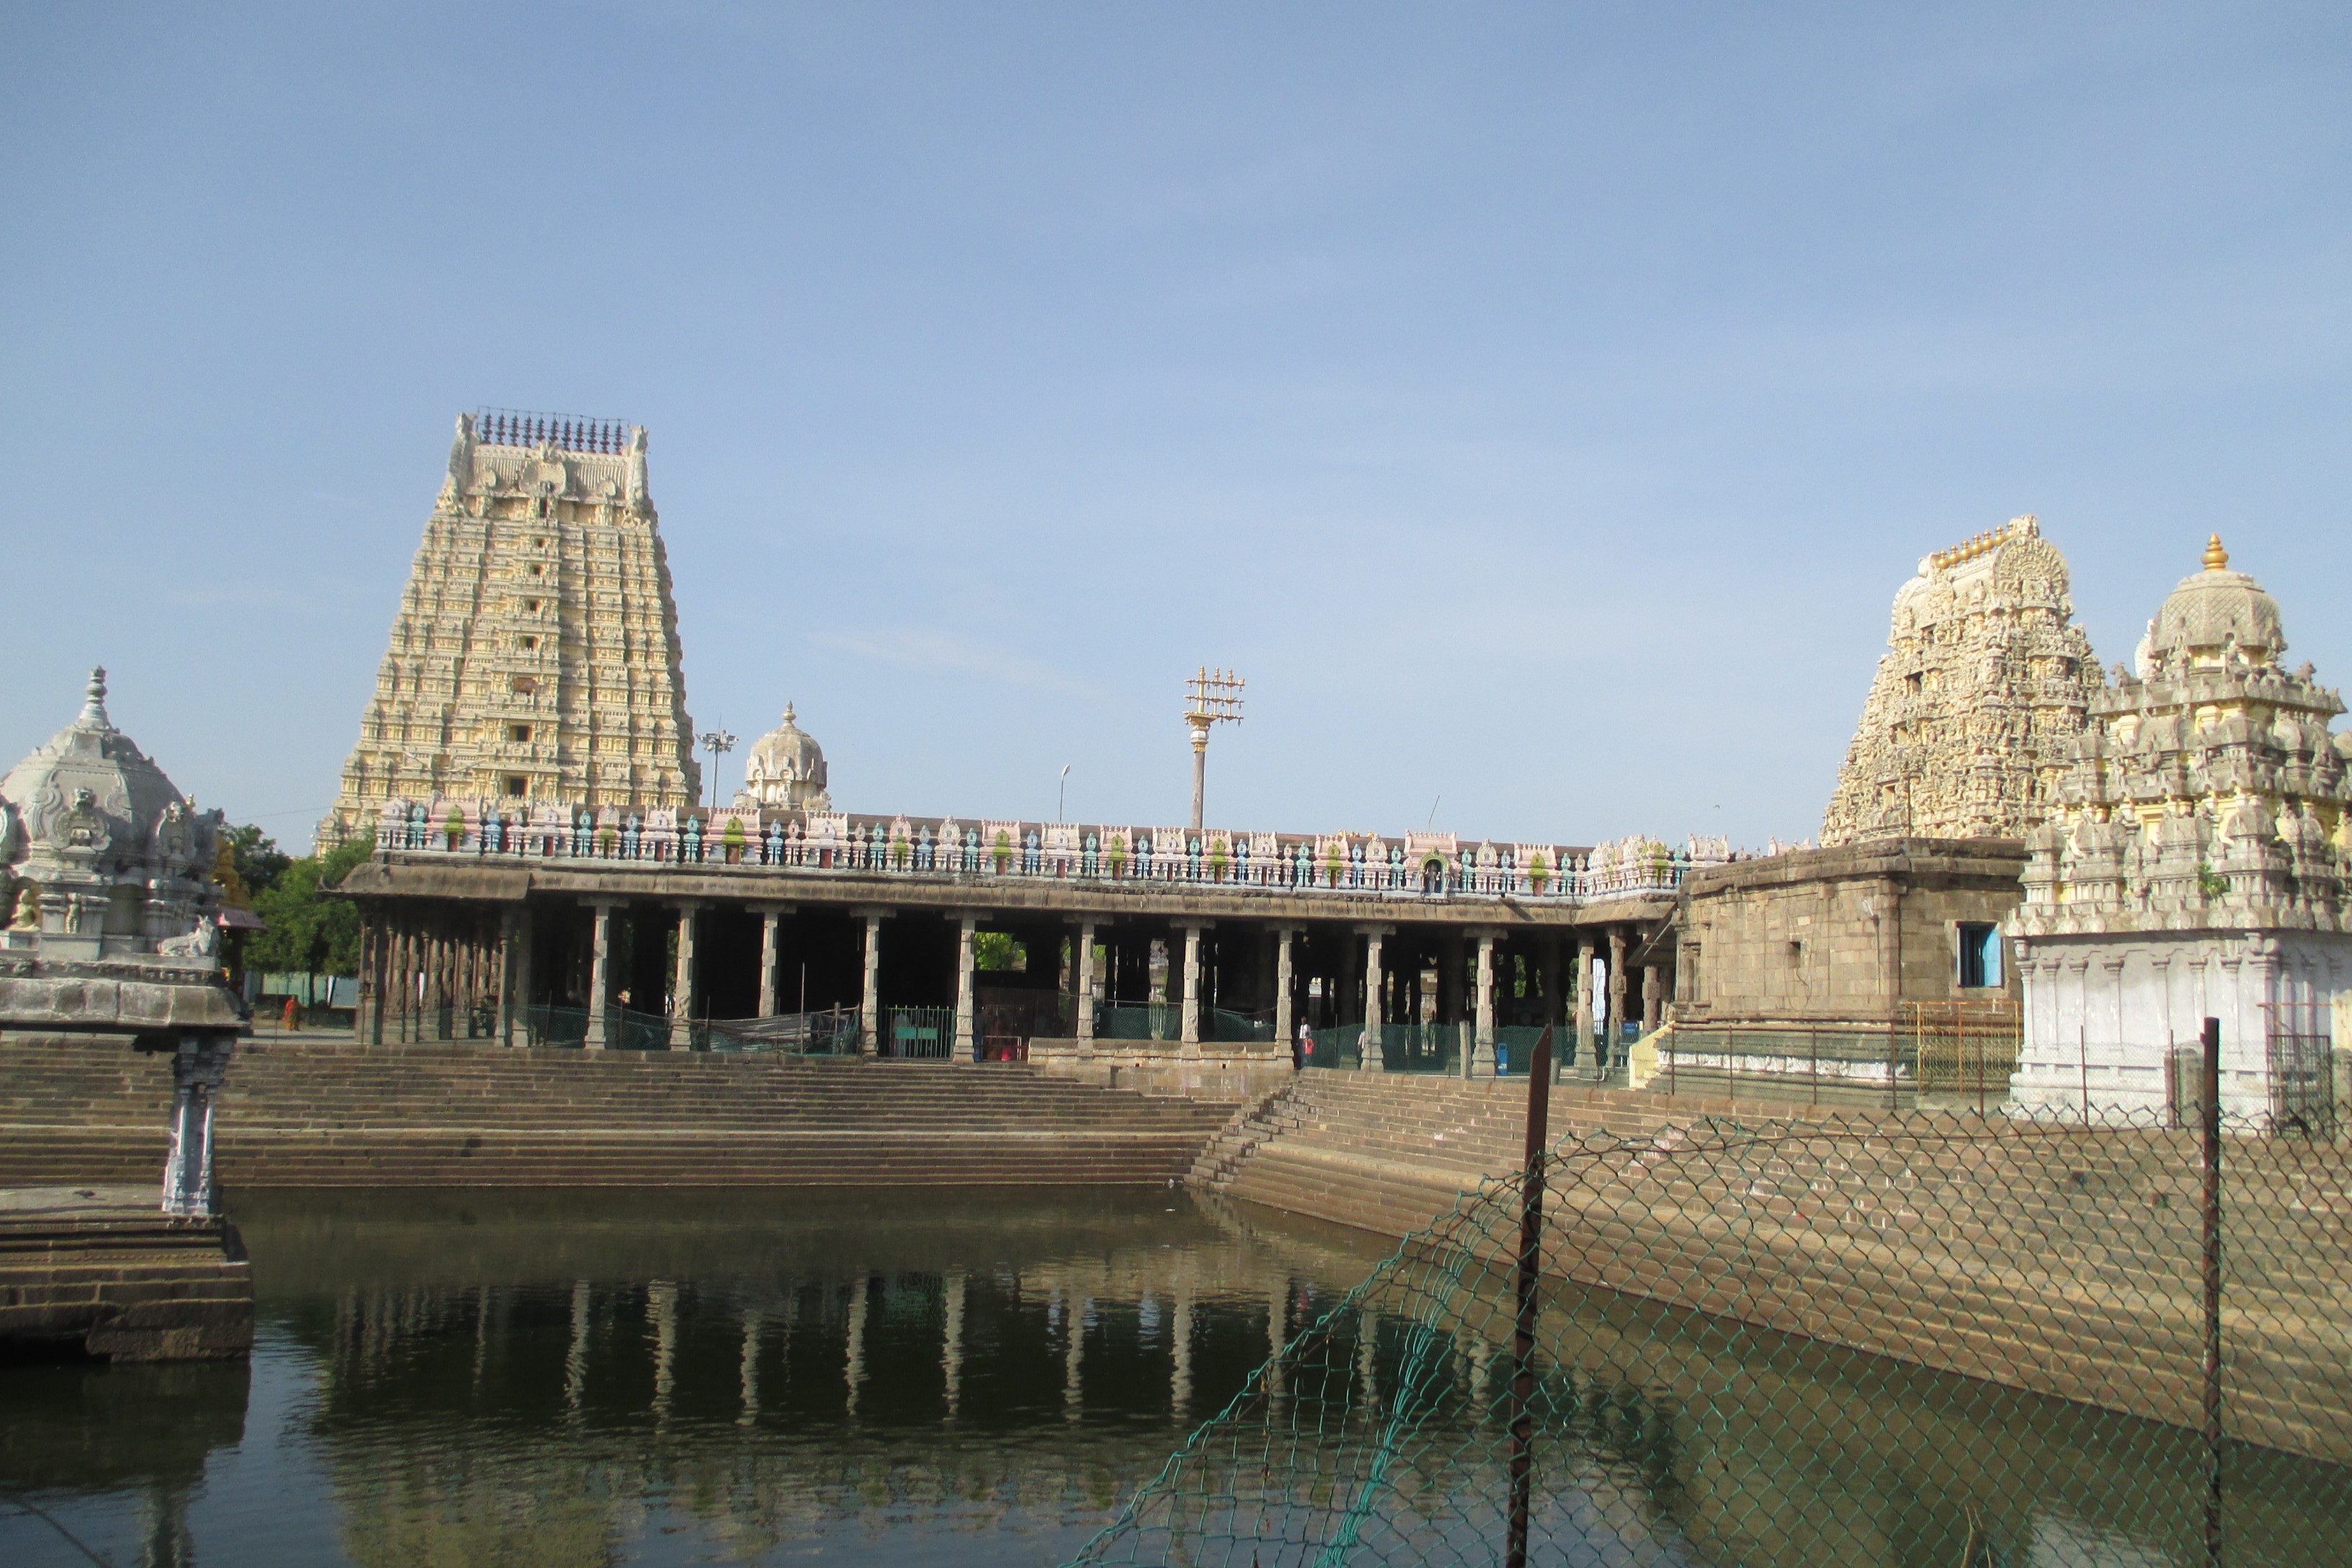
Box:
[2200,1014,2224,1568]
[1505,1023,1554,1568]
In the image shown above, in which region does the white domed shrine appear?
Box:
[738,703,832,812]
[2009,537,2352,1121]
[0,668,227,963]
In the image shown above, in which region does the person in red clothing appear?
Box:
[282,995,300,1033]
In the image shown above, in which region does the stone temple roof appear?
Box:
[0,669,197,881]
[2142,533,2286,669]
[747,705,826,789]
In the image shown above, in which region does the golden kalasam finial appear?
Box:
[2204,533,2229,571]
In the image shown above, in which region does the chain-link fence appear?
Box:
[1069,1027,2352,1567]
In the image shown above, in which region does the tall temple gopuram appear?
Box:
[1820,515,2102,847]
[318,412,700,849]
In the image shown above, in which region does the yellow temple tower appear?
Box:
[317,411,700,848]
[1821,514,2102,847]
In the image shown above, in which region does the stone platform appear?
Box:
[0,1185,253,1361]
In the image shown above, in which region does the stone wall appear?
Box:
[1025,1037,1293,1102]
[1197,1070,2352,1465]
[1674,837,2024,1032]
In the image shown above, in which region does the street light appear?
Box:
[1058,763,1072,824]
[1183,667,1244,831]
[699,727,737,808]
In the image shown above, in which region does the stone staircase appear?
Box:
[1190,1070,1747,1238]
[0,1187,254,1359]
[0,1038,1234,1188]
[1185,1081,1305,1189]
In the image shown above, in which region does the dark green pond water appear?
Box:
[1,1188,2346,1567]
[1,1188,1389,1567]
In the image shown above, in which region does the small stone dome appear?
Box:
[2147,535,2286,665]
[739,703,832,811]
[1,669,209,882]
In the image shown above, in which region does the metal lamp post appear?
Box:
[699,729,737,808]
[1184,667,1244,831]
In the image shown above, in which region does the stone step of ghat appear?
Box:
[0,1038,1230,1188]
[0,1126,1211,1188]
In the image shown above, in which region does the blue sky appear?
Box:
[4,3,2346,852]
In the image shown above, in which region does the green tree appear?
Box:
[220,824,292,901]
[974,931,1025,972]
[246,832,374,976]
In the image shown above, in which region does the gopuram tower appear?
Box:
[1821,515,2102,846]
[318,411,700,848]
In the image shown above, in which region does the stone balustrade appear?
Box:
[374,795,1728,907]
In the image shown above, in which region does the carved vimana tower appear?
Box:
[317,411,700,848]
[1821,514,2103,846]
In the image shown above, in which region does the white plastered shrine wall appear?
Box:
[2011,930,2352,1118]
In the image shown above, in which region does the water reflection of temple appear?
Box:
[11,1188,2347,1567]
[251,1189,1384,1564]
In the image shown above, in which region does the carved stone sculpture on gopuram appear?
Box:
[1820,515,2103,847]
[316,411,701,850]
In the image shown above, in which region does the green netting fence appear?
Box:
[1068,1031,2352,1567]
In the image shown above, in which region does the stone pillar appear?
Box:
[1360,927,1386,1073]
[649,1280,678,1426]
[739,1309,763,1427]
[392,922,411,1042]
[160,1033,232,1219]
[845,1274,869,1419]
[1575,936,1595,1054]
[1440,932,1466,1027]
[564,1279,590,1415]
[859,909,884,1055]
[1265,1281,1287,1406]
[364,915,386,1046]
[1607,928,1628,1059]
[1064,1291,1086,1423]
[585,900,617,1050]
[1642,961,1662,1034]
[942,1269,966,1420]
[669,901,700,1048]
[756,905,783,1018]
[1075,919,1097,1048]
[1274,927,1296,1066]
[1471,932,1498,1079]
[1171,1282,1195,1423]
[502,906,530,1047]
[1876,875,1904,1017]
[953,914,978,1062]
[1180,922,1204,1056]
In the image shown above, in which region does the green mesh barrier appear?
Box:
[1068,1066,2352,1566]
